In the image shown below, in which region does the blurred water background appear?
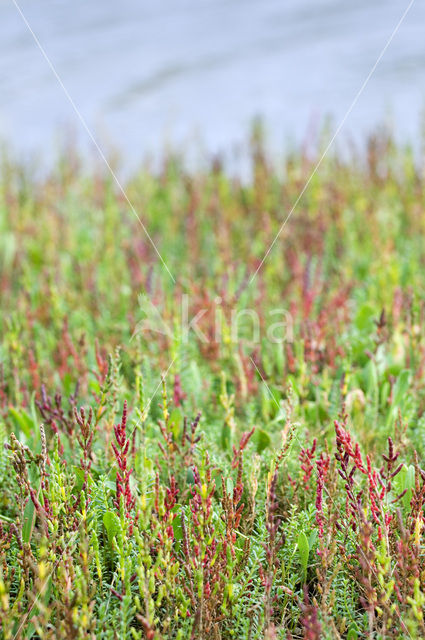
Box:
[0,0,424,171]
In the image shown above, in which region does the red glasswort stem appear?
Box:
[315,452,330,539]
[112,401,136,532]
[299,438,317,491]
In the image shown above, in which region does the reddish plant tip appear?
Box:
[112,401,136,532]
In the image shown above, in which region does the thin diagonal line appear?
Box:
[249,0,415,285]
[249,356,281,412]
[11,0,175,284]
[12,359,176,639]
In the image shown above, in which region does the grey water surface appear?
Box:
[0,0,424,170]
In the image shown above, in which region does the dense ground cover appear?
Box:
[1,129,425,639]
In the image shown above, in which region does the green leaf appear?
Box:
[308,529,318,551]
[226,477,234,495]
[386,369,410,427]
[221,422,231,451]
[260,384,271,421]
[186,467,195,485]
[22,461,41,543]
[347,622,360,640]
[297,531,309,583]
[172,508,183,543]
[392,369,410,407]
[364,360,378,404]
[354,303,376,332]
[380,380,390,409]
[8,407,35,437]
[392,464,415,510]
[256,428,271,453]
[170,408,183,440]
[103,511,120,544]
[22,498,36,544]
